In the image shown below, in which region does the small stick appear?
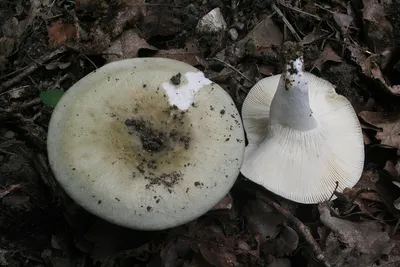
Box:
[271,3,302,42]
[277,0,322,21]
[206,58,254,84]
[256,192,331,267]
[0,46,67,93]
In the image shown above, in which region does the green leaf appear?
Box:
[40,89,65,108]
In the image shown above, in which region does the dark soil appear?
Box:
[1,0,400,267]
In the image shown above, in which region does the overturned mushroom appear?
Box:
[241,47,364,204]
[47,58,245,230]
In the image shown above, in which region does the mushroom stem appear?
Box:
[269,57,317,131]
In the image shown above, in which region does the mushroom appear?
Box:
[47,57,245,230]
[240,47,364,204]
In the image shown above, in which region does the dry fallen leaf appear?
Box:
[347,45,398,95]
[105,30,158,63]
[333,12,353,34]
[154,41,205,67]
[311,45,343,71]
[318,202,395,267]
[216,18,282,64]
[48,20,77,47]
[358,111,400,149]
[300,26,325,45]
[362,0,393,53]
[243,199,284,244]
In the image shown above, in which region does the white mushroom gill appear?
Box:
[269,57,317,131]
[241,55,364,204]
[162,71,213,110]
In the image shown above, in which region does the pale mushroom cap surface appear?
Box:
[241,73,364,204]
[47,57,245,230]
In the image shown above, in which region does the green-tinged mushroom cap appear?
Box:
[47,57,245,230]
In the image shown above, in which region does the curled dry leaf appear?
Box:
[104,30,158,63]
[300,26,325,45]
[243,199,284,244]
[358,111,400,149]
[311,45,343,71]
[161,238,192,267]
[347,45,398,95]
[362,0,393,53]
[333,12,353,34]
[48,20,77,47]
[154,41,205,67]
[318,202,395,267]
[262,225,299,257]
[216,18,283,64]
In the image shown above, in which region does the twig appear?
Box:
[0,46,67,93]
[256,192,331,267]
[271,3,302,42]
[0,184,21,198]
[206,58,254,85]
[277,0,322,21]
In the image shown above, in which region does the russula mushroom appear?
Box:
[47,57,245,230]
[240,46,364,204]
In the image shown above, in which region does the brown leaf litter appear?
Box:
[358,111,400,150]
[315,202,395,267]
[47,20,78,48]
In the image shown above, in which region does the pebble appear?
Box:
[228,28,239,40]
[196,8,227,34]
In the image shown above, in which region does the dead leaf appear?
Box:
[384,160,400,181]
[243,199,284,244]
[318,202,395,267]
[333,12,353,34]
[154,41,205,67]
[161,238,192,267]
[369,61,400,95]
[48,20,77,47]
[211,193,233,210]
[346,45,398,95]
[106,1,145,38]
[216,18,282,64]
[197,242,238,267]
[311,45,343,71]
[362,0,393,53]
[105,30,158,63]
[358,111,400,149]
[300,26,325,45]
[262,225,299,257]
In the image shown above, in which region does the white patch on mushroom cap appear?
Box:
[162,71,213,110]
[241,73,364,204]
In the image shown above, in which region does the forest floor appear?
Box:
[1,0,400,267]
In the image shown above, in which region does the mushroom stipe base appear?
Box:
[47,58,245,230]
